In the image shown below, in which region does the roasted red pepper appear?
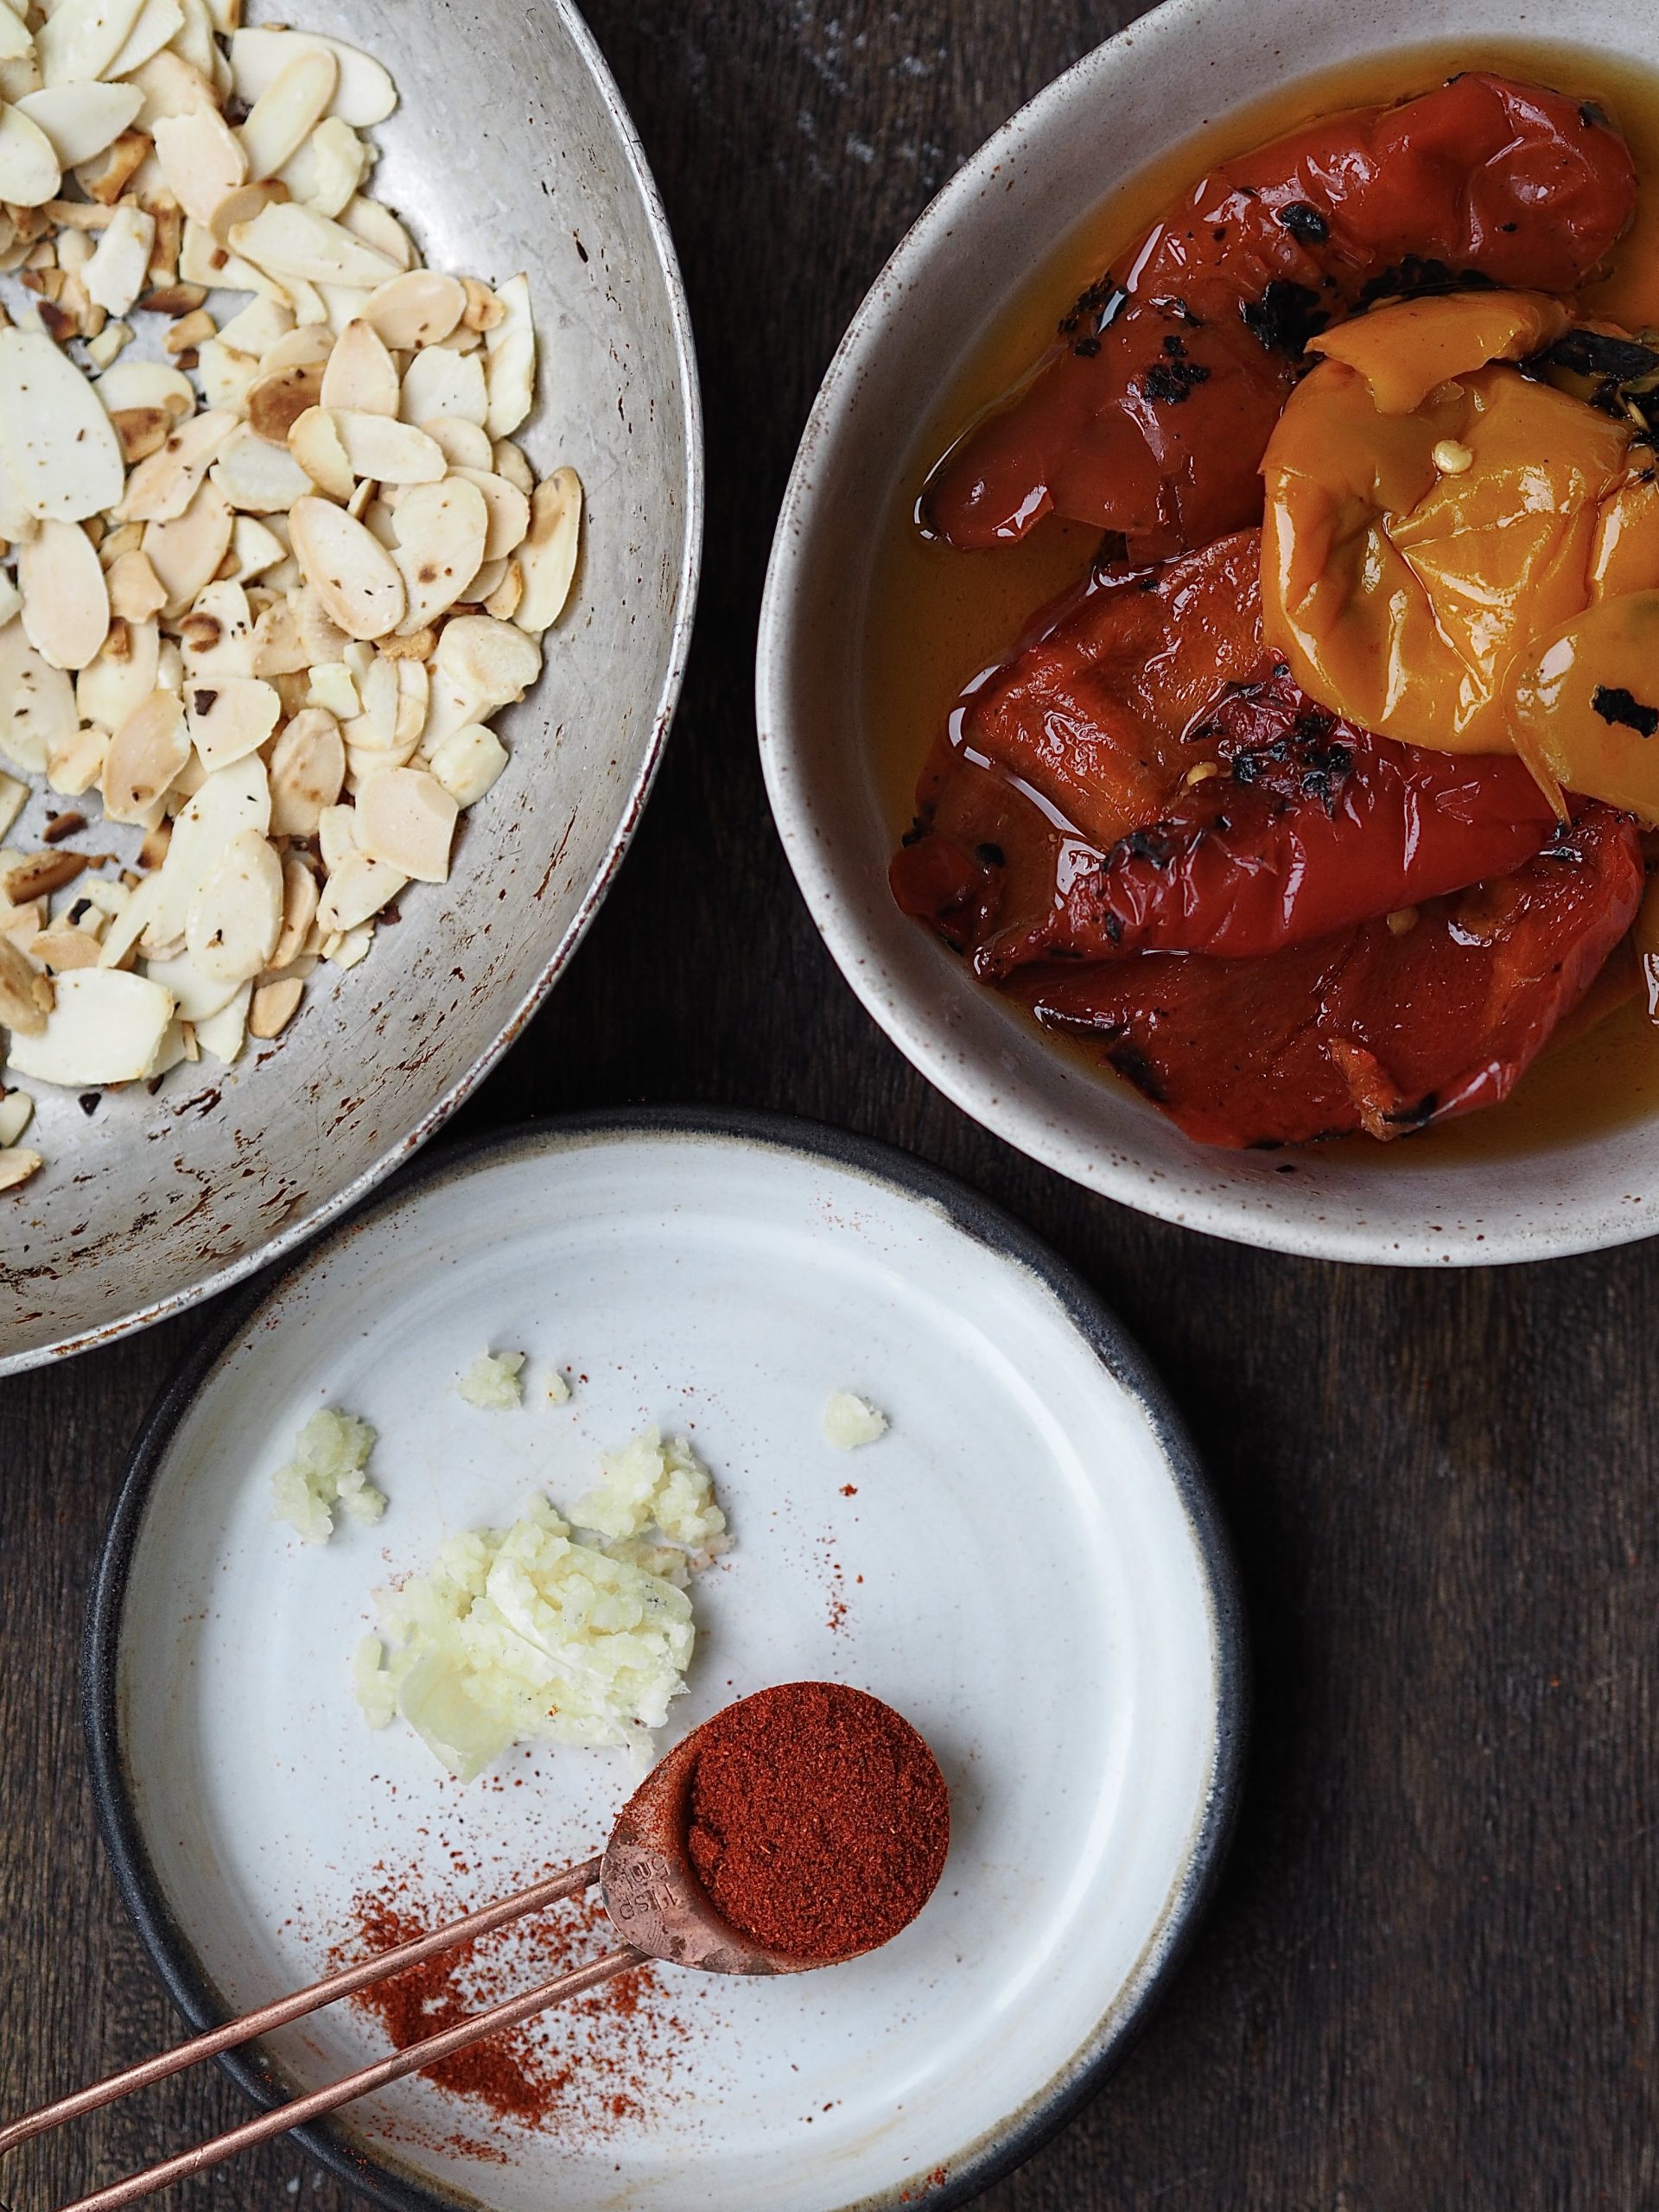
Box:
[976,665,1563,971]
[922,73,1637,560]
[1011,807,1643,1147]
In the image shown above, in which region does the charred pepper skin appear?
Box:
[921,73,1637,560]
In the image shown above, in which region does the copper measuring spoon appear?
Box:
[1,1687,938,2212]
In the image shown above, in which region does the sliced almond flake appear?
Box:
[316,844,401,932]
[399,340,485,429]
[0,327,124,522]
[185,821,281,982]
[143,479,233,615]
[31,923,103,971]
[0,619,76,773]
[0,576,19,632]
[178,213,264,292]
[491,437,532,497]
[435,613,540,712]
[111,404,170,464]
[168,0,219,83]
[207,177,292,249]
[316,798,355,872]
[96,861,162,965]
[103,0,181,78]
[483,558,522,623]
[305,660,358,720]
[145,747,270,946]
[238,41,334,180]
[463,555,508,605]
[230,199,400,290]
[423,416,492,472]
[93,358,194,417]
[0,931,53,1033]
[0,1089,34,1146]
[337,192,411,271]
[118,405,234,523]
[387,474,486,635]
[425,721,506,809]
[461,276,505,335]
[79,127,151,207]
[105,548,166,621]
[208,420,309,511]
[450,466,531,563]
[16,82,142,167]
[228,27,395,129]
[483,272,534,437]
[0,771,24,841]
[317,315,395,415]
[247,969,300,1037]
[46,722,108,797]
[270,853,319,967]
[354,763,454,881]
[101,686,187,823]
[7,964,172,1084]
[195,335,258,415]
[327,407,442,485]
[276,111,364,219]
[364,267,461,352]
[180,578,255,676]
[17,518,110,671]
[35,0,149,86]
[514,467,581,635]
[328,918,372,968]
[162,303,215,356]
[245,353,323,442]
[193,974,249,1061]
[289,493,404,639]
[227,512,283,582]
[0,1145,42,1191]
[216,291,292,358]
[141,944,241,1020]
[0,4,29,60]
[2,849,86,906]
[257,323,334,377]
[285,401,353,499]
[83,201,153,313]
[151,99,247,229]
[77,611,157,736]
[185,671,277,769]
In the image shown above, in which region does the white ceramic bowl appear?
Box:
[2,0,701,1373]
[758,0,1659,1267]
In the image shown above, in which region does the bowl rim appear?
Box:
[4,0,706,1380]
[82,1106,1248,2212]
[753,0,1659,1269]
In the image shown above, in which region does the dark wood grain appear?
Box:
[4,3,1656,2207]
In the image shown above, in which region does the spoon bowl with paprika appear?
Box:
[1,1684,950,2212]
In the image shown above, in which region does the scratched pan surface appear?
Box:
[87,1114,1243,2212]
[2,0,702,1374]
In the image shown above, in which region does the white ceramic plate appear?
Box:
[2,0,701,1373]
[757,0,1659,1265]
[87,1114,1243,2212]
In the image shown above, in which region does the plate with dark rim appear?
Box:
[85,1110,1244,2212]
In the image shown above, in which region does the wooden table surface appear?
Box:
[4,3,1655,2206]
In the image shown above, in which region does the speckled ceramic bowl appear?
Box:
[3,0,701,1372]
[757,0,1659,1266]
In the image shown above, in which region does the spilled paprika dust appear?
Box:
[887,55,1659,1149]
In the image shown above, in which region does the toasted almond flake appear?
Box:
[0,4,29,61]
[47,722,108,798]
[1,848,85,906]
[152,101,247,230]
[436,612,540,709]
[118,405,234,524]
[76,611,158,734]
[425,721,505,809]
[146,748,270,946]
[421,416,490,472]
[85,318,132,370]
[105,548,167,621]
[163,305,215,356]
[483,558,523,623]
[194,337,258,415]
[328,407,442,484]
[450,466,531,563]
[31,922,102,970]
[17,518,110,671]
[491,437,532,497]
[193,975,249,1062]
[353,762,454,880]
[0,327,124,520]
[142,283,209,320]
[338,193,410,269]
[319,315,396,414]
[276,111,365,218]
[94,359,194,418]
[16,82,142,167]
[101,687,187,823]
[464,555,508,606]
[0,772,24,841]
[0,1145,41,1191]
[247,970,301,1037]
[305,661,358,720]
[180,578,255,677]
[376,625,434,663]
[111,404,170,464]
[459,276,505,334]
[185,821,282,982]
[483,272,534,436]
[238,43,335,180]
[231,199,399,289]
[229,26,395,128]
[7,964,172,1084]
[388,474,486,635]
[35,0,149,87]
[210,420,313,514]
[1,620,77,773]
[316,798,355,871]
[289,493,404,639]
[270,842,318,957]
[207,176,292,249]
[226,512,284,582]
[246,353,323,443]
[103,0,182,78]
[514,467,581,634]
[0,931,53,1033]
[0,1089,34,1146]
[399,340,485,428]
[185,670,278,770]
[143,480,233,616]
[141,945,241,1021]
[82,201,154,315]
[286,403,353,499]
[316,844,402,931]
[79,127,150,207]
[364,267,462,353]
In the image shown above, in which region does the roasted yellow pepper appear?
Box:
[1262,290,1659,818]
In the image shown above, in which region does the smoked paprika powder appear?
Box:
[684,1681,950,1962]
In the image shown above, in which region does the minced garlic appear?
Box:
[823,1392,888,1450]
[271,1408,385,1543]
[456,1348,526,1409]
